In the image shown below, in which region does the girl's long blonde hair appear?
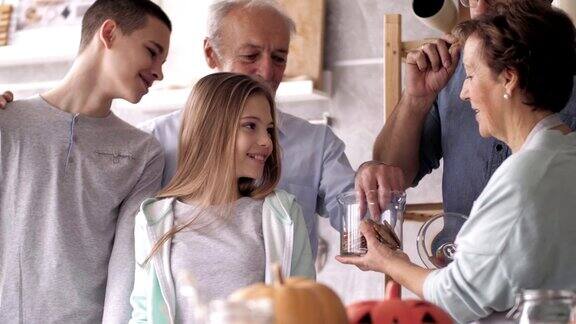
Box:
[144,72,281,263]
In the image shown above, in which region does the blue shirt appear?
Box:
[139,110,355,257]
[416,61,576,216]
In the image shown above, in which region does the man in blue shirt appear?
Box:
[363,0,576,216]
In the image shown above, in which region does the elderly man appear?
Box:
[360,0,576,217]
[138,0,367,257]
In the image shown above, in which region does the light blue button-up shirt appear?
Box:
[139,109,355,257]
[423,130,576,323]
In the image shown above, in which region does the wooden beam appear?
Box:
[382,14,445,294]
[383,14,401,121]
[383,15,402,294]
[405,202,444,222]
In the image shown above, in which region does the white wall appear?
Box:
[160,1,212,87]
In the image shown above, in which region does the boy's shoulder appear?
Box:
[0,96,51,128]
[0,96,43,115]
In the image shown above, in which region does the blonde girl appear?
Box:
[129,72,315,323]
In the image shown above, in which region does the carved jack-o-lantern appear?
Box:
[347,282,453,324]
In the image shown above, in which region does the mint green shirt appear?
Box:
[129,190,315,324]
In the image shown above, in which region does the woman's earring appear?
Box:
[503,93,510,100]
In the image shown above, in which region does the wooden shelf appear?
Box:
[405,202,443,222]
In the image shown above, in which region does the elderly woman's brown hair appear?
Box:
[454,1,576,113]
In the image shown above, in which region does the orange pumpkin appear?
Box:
[229,265,348,324]
[347,282,453,324]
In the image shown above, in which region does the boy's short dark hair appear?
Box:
[79,0,172,52]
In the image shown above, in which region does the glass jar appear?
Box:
[507,290,576,323]
[337,190,406,256]
[207,299,273,324]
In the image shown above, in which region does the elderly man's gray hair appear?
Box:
[207,0,296,53]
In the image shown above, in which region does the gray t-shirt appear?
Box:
[171,197,265,323]
[0,96,164,323]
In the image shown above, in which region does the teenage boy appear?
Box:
[0,0,171,323]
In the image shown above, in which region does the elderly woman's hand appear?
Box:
[336,220,409,274]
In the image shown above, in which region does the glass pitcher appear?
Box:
[416,212,468,269]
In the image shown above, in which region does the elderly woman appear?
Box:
[338,2,576,322]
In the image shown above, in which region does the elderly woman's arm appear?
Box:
[337,221,514,322]
[423,253,514,322]
[337,170,528,322]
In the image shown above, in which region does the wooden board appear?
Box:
[383,14,401,120]
[0,5,12,46]
[278,0,325,90]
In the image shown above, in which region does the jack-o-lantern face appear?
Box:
[347,282,453,324]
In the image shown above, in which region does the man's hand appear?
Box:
[355,161,406,218]
[0,91,14,109]
[336,221,409,273]
[405,34,461,100]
